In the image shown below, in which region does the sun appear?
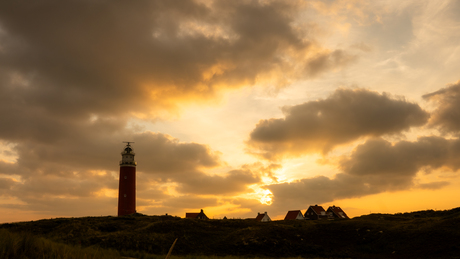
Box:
[260,189,273,205]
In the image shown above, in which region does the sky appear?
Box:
[1,0,460,223]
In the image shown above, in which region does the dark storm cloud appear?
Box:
[423,80,460,133]
[0,0,353,123]
[247,88,429,160]
[266,136,460,212]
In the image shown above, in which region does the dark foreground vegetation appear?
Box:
[1,208,460,259]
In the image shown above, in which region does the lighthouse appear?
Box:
[118,142,137,216]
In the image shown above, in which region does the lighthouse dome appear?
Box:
[120,142,136,166]
[121,145,135,156]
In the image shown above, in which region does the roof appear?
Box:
[308,205,326,215]
[255,213,265,221]
[185,209,209,219]
[284,210,303,220]
[255,212,270,221]
[327,206,349,219]
[185,213,200,218]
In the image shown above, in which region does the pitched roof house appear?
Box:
[255,211,271,222]
[327,206,349,219]
[284,210,304,220]
[185,209,209,219]
[304,205,328,220]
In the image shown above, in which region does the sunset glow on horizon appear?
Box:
[1,0,460,223]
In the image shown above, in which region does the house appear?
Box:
[327,206,349,219]
[185,209,209,219]
[255,211,271,222]
[304,205,328,220]
[284,210,304,220]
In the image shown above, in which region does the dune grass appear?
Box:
[0,228,120,259]
[3,209,460,258]
[120,254,317,259]
[0,229,320,259]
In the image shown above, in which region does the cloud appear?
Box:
[177,169,260,195]
[265,136,460,215]
[0,177,16,195]
[247,88,429,160]
[0,196,117,216]
[2,0,458,220]
[304,49,357,77]
[423,80,460,133]
[228,197,272,218]
[338,137,460,177]
[134,132,221,176]
[0,0,355,122]
[0,128,263,216]
[138,195,220,218]
[160,196,219,211]
[5,128,222,179]
[10,173,116,199]
[0,1,361,218]
[417,181,450,190]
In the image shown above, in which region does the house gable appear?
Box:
[305,205,328,220]
[185,209,209,219]
[255,212,271,222]
[284,210,304,220]
[327,206,349,219]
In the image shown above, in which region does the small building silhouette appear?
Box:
[327,206,349,219]
[284,210,304,220]
[255,211,271,222]
[305,205,328,220]
[185,209,209,219]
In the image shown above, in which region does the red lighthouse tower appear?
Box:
[118,142,137,216]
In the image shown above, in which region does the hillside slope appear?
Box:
[2,208,460,258]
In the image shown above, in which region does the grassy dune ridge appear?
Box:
[1,208,460,258]
[0,228,120,259]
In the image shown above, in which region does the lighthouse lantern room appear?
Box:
[118,142,137,216]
